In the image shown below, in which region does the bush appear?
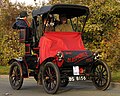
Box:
[0,29,25,66]
[83,0,120,70]
[0,1,32,66]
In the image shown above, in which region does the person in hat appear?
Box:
[19,11,30,27]
[12,11,30,29]
[55,14,73,32]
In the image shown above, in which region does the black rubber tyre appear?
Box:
[92,60,111,90]
[34,74,38,81]
[42,62,60,94]
[9,61,23,90]
[60,78,69,87]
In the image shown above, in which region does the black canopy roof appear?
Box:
[32,4,89,18]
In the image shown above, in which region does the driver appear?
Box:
[55,14,73,32]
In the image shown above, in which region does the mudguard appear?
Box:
[8,58,29,78]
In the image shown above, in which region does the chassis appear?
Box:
[9,4,111,94]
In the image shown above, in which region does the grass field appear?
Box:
[0,66,10,75]
[111,70,120,83]
[0,66,120,82]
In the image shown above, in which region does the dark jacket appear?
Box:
[12,17,29,29]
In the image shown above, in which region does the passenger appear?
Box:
[42,14,54,32]
[55,14,73,32]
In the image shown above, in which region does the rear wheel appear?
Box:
[9,61,23,90]
[42,62,60,94]
[92,60,111,90]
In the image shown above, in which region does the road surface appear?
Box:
[0,76,120,96]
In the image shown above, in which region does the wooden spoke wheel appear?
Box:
[42,62,60,94]
[9,61,23,90]
[92,60,111,90]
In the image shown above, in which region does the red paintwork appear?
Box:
[39,32,85,64]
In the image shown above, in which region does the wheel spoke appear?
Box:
[97,65,102,72]
[100,79,103,86]
[98,78,101,85]
[12,69,16,75]
[11,75,21,87]
[102,74,107,78]
[15,80,20,86]
[101,66,104,72]
[48,67,51,75]
[47,82,51,90]
[12,78,16,84]
[51,81,56,90]
[14,66,18,73]
[46,81,56,90]
[9,62,23,90]
[52,72,56,79]
[94,77,99,83]
[46,67,52,77]
[94,70,98,75]
[101,77,107,84]
[102,68,106,74]
[96,66,100,72]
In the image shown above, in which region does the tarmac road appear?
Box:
[0,75,120,96]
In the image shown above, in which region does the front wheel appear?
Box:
[42,62,60,94]
[92,60,111,90]
[9,61,23,90]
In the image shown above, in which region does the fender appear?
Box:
[8,58,29,78]
[40,57,55,66]
[38,57,55,71]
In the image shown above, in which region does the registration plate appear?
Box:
[68,76,86,81]
[73,66,80,75]
[68,66,86,81]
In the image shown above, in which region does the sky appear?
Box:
[10,0,49,6]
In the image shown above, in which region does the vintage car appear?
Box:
[9,4,111,94]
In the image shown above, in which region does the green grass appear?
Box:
[0,66,10,75]
[111,70,120,83]
[0,66,120,83]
